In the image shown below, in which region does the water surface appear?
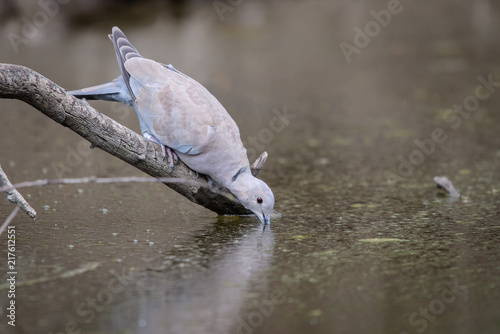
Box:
[0,1,499,333]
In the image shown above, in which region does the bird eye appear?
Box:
[256,197,263,204]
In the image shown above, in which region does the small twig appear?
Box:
[251,151,268,176]
[434,176,460,198]
[0,176,229,197]
[0,261,100,289]
[0,206,19,237]
[0,165,36,219]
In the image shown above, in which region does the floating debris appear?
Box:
[317,157,330,166]
[351,203,381,208]
[0,262,99,289]
[359,238,408,243]
[308,309,323,317]
[60,262,100,278]
[434,176,460,198]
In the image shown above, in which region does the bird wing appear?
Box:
[124,57,239,156]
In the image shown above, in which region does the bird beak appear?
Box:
[259,212,270,225]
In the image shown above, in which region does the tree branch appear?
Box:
[251,151,268,176]
[0,207,19,237]
[0,63,268,216]
[0,165,36,219]
[0,176,226,195]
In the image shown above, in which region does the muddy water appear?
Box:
[0,1,499,334]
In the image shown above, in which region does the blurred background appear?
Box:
[0,1,499,333]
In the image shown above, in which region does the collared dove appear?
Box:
[68,27,275,224]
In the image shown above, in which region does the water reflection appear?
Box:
[1,1,500,334]
[101,219,274,333]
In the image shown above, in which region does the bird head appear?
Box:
[230,173,275,225]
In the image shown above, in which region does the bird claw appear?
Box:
[161,145,167,160]
[162,145,178,173]
[206,176,214,188]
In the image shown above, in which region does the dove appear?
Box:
[68,27,275,224]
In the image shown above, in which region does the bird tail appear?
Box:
[67,76,131,103]
[68,26,141,104]
[108,26,142,100]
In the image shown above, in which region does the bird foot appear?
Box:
[206,176,214,188]
[143,133,178,173]
[163,145,178,173]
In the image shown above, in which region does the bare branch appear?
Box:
[434,176,460,198]
[0,176,227,198]
[0,207,20,237]
[0,165,36,219]
[251,151,268,176]
[0,64,265,215]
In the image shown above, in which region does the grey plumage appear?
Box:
[68,26,275,224]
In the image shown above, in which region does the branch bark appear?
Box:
[0,63,263,216]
